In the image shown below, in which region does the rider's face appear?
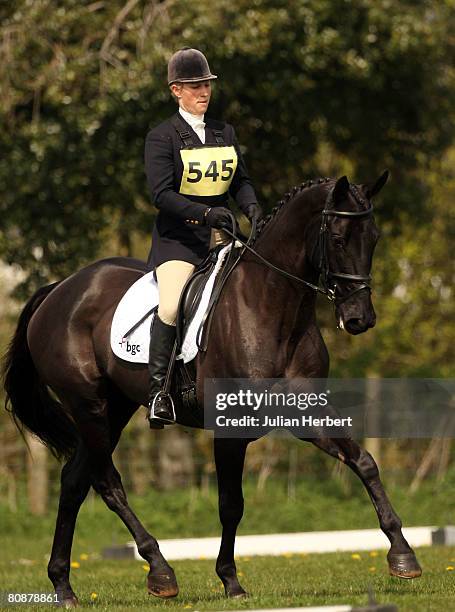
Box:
[171,81,211,115]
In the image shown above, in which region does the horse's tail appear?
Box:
[3,282,79,461]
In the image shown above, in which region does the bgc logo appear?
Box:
[119,338,141,356]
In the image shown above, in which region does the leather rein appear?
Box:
[222,183,374,305]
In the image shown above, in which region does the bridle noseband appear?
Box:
[222,182,375,305]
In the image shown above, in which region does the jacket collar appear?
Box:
[174,112,218,145]
[178,107,205,129]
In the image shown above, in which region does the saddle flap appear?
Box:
[110,244,233,364]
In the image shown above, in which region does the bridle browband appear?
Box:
[222,182,375,304]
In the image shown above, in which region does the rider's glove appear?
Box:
[244,203,263,224]
[204,207,233,229]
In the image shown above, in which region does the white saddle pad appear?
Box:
[110,244,232,364]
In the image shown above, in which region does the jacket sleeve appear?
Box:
[228,125,258,213]
[145,130,207,224]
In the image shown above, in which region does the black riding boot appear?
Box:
[147,315,176,427]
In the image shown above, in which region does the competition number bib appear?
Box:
[179,146,238,197]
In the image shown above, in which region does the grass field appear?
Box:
[1,545,455,611]
[2,474,455,550]
[1,476,455,610]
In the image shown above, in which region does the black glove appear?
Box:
[244,203,263,224]
[204,207,233,229]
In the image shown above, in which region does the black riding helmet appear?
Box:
[168,48,217,85]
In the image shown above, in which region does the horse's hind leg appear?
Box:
[47,442,91,607]
[93,460,178,598]
[214,437,250,598]
[72,398,178,599]
[309,437,422,579]
[47,403,136,607]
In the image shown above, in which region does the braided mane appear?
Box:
[254,177,332,242]
[254,177,369,244]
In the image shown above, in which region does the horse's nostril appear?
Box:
[348,318,363,327]
[344,317,369,334]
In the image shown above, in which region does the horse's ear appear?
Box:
[363,170,389,199]
[333,175,350,203]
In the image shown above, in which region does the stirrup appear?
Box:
[148,391,176,426]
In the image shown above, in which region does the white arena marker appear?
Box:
[130,526,435,561]
[227,607,352,612]
[226,606,398,612]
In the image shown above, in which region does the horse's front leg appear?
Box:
[214,437,250,597]
[310,436,422,579]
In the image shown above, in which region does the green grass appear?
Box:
[1,477,455,609]
[1,475,454,562]
[1,546,455,611]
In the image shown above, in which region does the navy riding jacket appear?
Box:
[144,113,258,270]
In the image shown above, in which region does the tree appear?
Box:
[325,147,455,378]
[0,0,454,295]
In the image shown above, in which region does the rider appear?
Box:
[145,48,262,427]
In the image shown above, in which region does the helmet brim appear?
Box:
[168,74,218,86]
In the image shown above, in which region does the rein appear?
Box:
[222,183,374,304]
[222,219,325,296]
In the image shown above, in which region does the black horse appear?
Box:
[3,174,421,607]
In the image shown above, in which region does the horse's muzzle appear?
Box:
[343,312,376,335]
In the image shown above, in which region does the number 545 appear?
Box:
[187,159,234,183]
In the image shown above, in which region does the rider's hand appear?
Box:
[204,207,233,229]
[245,203,263,224]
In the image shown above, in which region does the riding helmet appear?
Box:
[167,48,217,85]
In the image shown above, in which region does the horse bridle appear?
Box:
[317,184,374,303]
[222,183,375,304]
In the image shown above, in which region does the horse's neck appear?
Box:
[253,186,323,279]
[234,186,324,329]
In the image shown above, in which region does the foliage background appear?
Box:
[0,0,454,527]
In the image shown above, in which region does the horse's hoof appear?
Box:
[387,551,422,579]
[56,595,79,608]
[228,590,248,599]
[226,585,248,598]
[147,569,179,598]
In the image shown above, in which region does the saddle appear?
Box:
[110,239,244,420]
[172,242,241,412]
[176,245,232,349]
